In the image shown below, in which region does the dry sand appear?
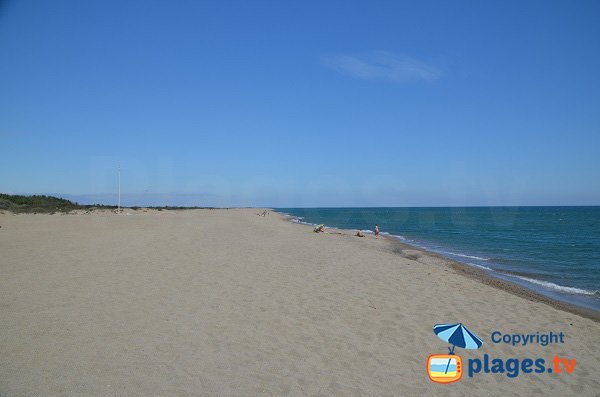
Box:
[1,209,599,396]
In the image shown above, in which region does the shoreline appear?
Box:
[275,211,600,322]
[382,236,600,322]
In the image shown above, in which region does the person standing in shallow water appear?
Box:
[374,224,379,239]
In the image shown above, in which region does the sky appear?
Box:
[1,0,599,207]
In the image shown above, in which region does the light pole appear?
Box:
[118,165,121,213]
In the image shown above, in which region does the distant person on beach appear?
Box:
[355,230,365,237]
[375,224,379,239]
[314,224,324,233]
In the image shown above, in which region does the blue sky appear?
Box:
[1,0,599,207]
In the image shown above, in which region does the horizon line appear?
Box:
[2,193,599,209]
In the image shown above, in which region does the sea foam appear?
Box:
[443,251,491,261]
[514,276,599,296]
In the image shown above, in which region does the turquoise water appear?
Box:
[276,207,600,311]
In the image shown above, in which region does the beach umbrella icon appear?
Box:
[433,323,483,376]
[433,323,483,354]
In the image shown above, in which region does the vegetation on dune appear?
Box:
[0,194,82,213]
[0,194,220,213]
[0,194,117,214]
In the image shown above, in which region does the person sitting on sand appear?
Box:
[314,224,324,233]
[355,230,365,237]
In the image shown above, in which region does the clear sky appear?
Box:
[1,0,599,207]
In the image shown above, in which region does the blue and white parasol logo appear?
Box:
[433,323,483,354]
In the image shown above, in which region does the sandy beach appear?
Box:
[1,208,598,396]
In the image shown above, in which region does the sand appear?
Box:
[1,209,599,396]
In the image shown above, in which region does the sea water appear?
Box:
[276,207,600,311]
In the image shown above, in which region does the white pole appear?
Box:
[118,165,121,213]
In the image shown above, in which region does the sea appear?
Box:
[276,207,600,312]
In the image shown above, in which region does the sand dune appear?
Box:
[1,209,598,396]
